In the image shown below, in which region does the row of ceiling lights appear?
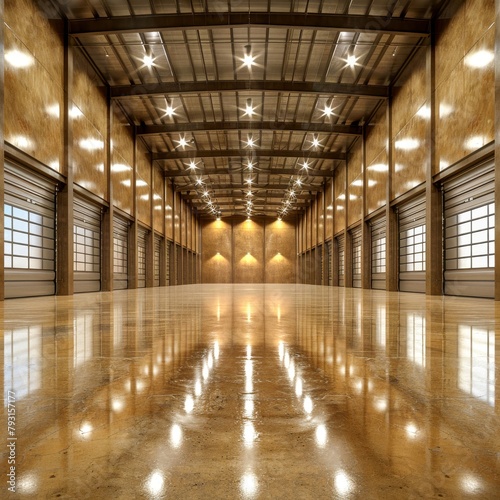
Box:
[144,44,332,221]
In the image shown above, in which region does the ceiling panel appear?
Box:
[55,0,446,219]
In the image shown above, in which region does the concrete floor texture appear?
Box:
[2,284,500,498]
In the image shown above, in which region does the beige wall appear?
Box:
[435,0,494,172]
[3,0,201,292]
[201,217,296,283]
[4,0,64,172]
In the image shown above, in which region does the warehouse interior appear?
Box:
[1,0,500,497]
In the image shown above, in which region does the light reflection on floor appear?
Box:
[2,284,500,498]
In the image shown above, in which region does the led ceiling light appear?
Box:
[300,160,310,171]
[245,136,256,148]
[246,160,255,170]
[311,135,321,148]
[176,135,189,149]
[187,160,198,170]
[143,54,154,68]
[347,54,357,68]
[195,178,204,186]
[243,44,255,69]
[322,103,335,118]
[244,98,255,117]
[164,99,175,117]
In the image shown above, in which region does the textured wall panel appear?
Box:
[233,218,265,283]
[265,220,296,283]
[201,219,233,283]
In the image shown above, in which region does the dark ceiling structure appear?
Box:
[52,0,449,220]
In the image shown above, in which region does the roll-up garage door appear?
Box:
[316,245,323,285]
[74,196,102,293]
[337,234,345,287]
[371,217,386,290]
[351,226,362,288]
[444,160,494,298]
[398,195,426,293]
[113,215,129,290]
[325,240,332,286]
[137,227,148,288]
[166,240,173,286]
[309,248,315,284]
[176,244,182,285]
[154,235,161,287]
[4,163,57,298]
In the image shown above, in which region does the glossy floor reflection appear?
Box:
[2,284,500,498]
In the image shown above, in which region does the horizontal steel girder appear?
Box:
[70,12,430,37]
[112,80,388,99]
[137,121,362,136]
[154,149,345,161]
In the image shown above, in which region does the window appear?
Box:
[4,204,55,271]
[400,224,426,272]
[372,236,386,274]
[446,202,495,270]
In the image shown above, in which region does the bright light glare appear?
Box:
[143,54,154,67]
[240,472,258,497]
[184,395,194,413]
[303,396,313,414]
[315,424,327,447]
[5,50,34,68]
[334,470,355,496]
[170,424,182,448]
[347,54,357,67]
[145,471,164,496]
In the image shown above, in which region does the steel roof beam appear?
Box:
[164,167,332,177]
[182,192,316,200]
[70,13,430,37]
[138,121,362,136]
[154,149,345,161]
[112,80,388,99]
[177,184,322,193]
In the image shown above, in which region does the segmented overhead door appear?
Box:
[337,234,345,287]
[398,195,426,293]
[4,163,57,298]
[444,160,494,298]
[113,215,129,290]
[351,226,362,288]
[154,235,161,287]
[74,196,102,293]
[325,240,332,286]
[137,227,148,288]
[371,217,386,290]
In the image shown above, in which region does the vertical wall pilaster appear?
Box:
[145,152,154,287]
[128,131,138,288]
[426,26,443,296]
[495,0,500,299]
[0,0,4,301]
[57,19,74,296]
[386,96,398,291]
[101,89,114,291]
[361,126,371,289]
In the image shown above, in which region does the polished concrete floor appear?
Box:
[1,284,500,498]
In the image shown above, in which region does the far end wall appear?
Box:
[201,217,296,283]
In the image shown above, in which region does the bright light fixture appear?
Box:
[143,54,154,68]
[176,135,189,149]
[311,135,321,148]
[245,136,256,148]
[243,44,255,69]
[164,99,174,117]
[322,104,334,118]
[347,54,357,68]
[244,98,255,117]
